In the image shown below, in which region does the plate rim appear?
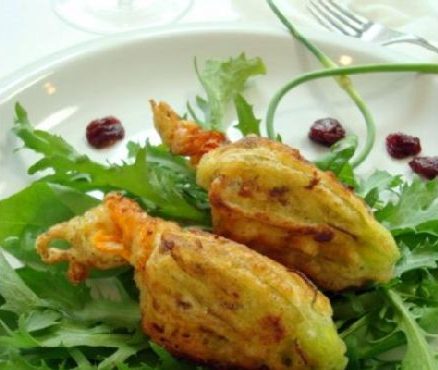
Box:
[0,22,412,104]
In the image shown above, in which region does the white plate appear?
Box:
[1,25,437,199]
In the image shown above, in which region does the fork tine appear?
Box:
[308,0,357,37]
[315,0,363,35]
[307,1,340,33]
[325,0,370,27]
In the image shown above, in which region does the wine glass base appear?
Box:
[53,0,193,34]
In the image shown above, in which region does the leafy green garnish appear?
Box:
[191,53,266,131]
[0,105,212,369]
[395,239,438,278]
[357,170,403,209]
[386,288,438,370]
[0,182,98,268]
[332,175,438,370]
[126,142,210,212]
[376,177,438,237]
[233,93,261,136]
[0,182,98,247]
[0,253,145,368]
[315,135,358,187]
[13,104,209,225]
[0,105,214,368]
[0,252,45,314]
[0,177,203,369]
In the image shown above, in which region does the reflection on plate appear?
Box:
[1,25,437,199]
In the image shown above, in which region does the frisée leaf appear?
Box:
[386,288,438,370]
[357,170,403,209]
[13,104,210,225]
[191,53,266,131]
[0,182,98,244]
[315,135,358,187]
[0,182,99,268]
[376,177,438,237]
[233,93,261,136]
[0,252,45,314]
[395,239,438,276]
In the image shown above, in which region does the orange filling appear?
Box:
[92,230,131,261]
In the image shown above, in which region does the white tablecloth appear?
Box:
[2,0,438,83]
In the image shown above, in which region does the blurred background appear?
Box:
[1,0,438,82]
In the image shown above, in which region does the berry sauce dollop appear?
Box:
[409,156,438,179]
[386,132,421,159]
[86,116,125,149]
[309,118,346,147]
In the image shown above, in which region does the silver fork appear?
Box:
[307,0,438,54]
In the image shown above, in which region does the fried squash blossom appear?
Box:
[152,101,400,291]
[36,194,347,370]
[197,137,400,291]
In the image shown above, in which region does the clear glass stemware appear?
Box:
[53,0,193,34]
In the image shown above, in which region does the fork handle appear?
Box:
[382,36,438,55]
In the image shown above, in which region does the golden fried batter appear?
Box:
[197,137,400,291]
[36,201,127,282]
[151,101,399,291]
[150,100,228,164]
[36,194,347,370]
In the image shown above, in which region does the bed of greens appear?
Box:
[1,1,438,369]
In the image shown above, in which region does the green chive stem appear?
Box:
[267,0,377,166]
[266,63,438,166]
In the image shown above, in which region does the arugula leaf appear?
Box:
[386,288,438,370]
[117,363,154,370]
[357,170,403,209]
[0,182,98,247]
[193,53,266,131]
[68,348,95,370]
[128,142,195,174]
[376,177,438,237]
[127,142,209,212]
[21,310,62,333]
[186,96,209,127]
[0,356,54,370]
[98,341,149,370]
[315,135,358,187]
[0,251,46,314]
[395,239,438,277]
[72,279,140,329]
[0,253,191,369]
[335,282,438,368]
[334,184,438,370]
[14,103,83,163]
[13,104,209,225]
[149,342,202,370]
[0,182,98,269]
[17,268,90,310]
[233,93,261,136]
[419,307,438,334]
[35,323,137,349]
[0,261,146,367]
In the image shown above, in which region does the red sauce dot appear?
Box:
[386,132,421,159]
[86,116,125,149]
[309,118,345,147]
[409,156,438,179]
